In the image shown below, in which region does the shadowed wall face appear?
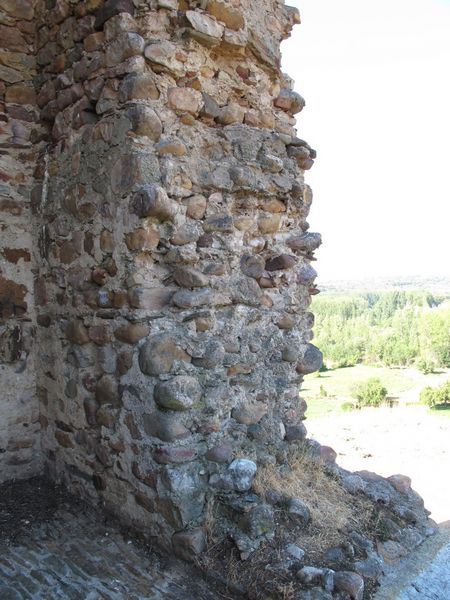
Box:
[1,0,321,555]
[0,0,43,482]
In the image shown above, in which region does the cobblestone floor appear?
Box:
[0,481,222,600]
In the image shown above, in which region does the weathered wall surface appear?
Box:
[0,0,43,481]
[2,0,322,556]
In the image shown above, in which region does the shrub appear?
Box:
[420,380,450,407]
[352,377,388,408]
[420,386,438,407]
[416,357,437,374]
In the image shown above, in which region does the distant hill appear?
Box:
[318,275,450,296]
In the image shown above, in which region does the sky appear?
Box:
[281,0,450,281]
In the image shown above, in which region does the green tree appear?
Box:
[352,378,388,408]
[420,380,450,407]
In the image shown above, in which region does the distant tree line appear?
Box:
[312,291,450,371]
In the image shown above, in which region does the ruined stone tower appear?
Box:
[1,0,322,557]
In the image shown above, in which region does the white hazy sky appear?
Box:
[281,0,450,280]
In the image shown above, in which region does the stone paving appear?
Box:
[0,504,222,600]
[375,524,450,600]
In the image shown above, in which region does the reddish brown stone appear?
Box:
[206,1,244,30]
[0,276,27,319]
[88,324,112,345]
[100,229,114,253]
[265,254,297,271]
[205,443,233,463]
[232,403,268,425]
[125,227,160,251]
[0,199,22,215]
[59,241,79,264]
[113,290,128,308]
[95,375,120,407]
[84,32,105,52]
[2,248,31,263]
[153,446,197,464]
[91,267,108,286]
[5,83,36,105]
[65,321,90,345]
[117,349,133,375]
[135,490,156,513]
[387,474,412,494]
[167,86,203,115]
[114,323,149,344]
[55,430,74,448]
[1,0,34,20]
[0,25,28,52]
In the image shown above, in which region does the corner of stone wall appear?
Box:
[3,0,324,557]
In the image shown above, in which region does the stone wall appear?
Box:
[0,0,43,482]
[1,0,322,556]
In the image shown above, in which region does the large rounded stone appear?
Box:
[65,320,89,344]
[284,423,307,442]
[119,73,159,101]
[95,375,120,407]
[172,288,213,309]
[139,334,190,376]
[287,232,322,253]
[114,323,149,344]
[131,184,176,221]
[186,10,224,39]
[95,0,135,29]
[154,447,197,464]
[206,1,245,30]
[105,32,144,67]
[205,443,233,463]
[173,266,208,288]
[240,255,265,279]
[333,571,364,600]
[296,344,323,375]
[232,403,268,425]
[274,88,305,114]
[154,376,202,411]
[167,87,203,115]
[172,528,206,562]
[297,264,318,285]
[228,459,257,492]
[265,254,297,271]
[287,498,311,526]
[126,105,162,141]
[142,411,190,442]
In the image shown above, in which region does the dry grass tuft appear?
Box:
[253,447,373,553]
[197,447,376,599]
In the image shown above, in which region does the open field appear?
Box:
[307,404,450,524]
[304,365,450,523]
[302,364,450,419]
